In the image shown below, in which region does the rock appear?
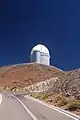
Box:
[75,94,80,100]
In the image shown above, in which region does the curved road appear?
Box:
[0,93,79,120]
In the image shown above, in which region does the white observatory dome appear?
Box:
[30,44,50,65]
[31,44,50,56]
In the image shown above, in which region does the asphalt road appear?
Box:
[0,93,79,120]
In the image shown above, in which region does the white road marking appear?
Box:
[25,96,80,120]
[10,95,39,120]
[0,94,2,105]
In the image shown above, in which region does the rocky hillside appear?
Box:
[27,69,80,116]
[0,63,63,89]
[41,69,79,99]
[23,69,80,98]
[21,68,80,99]
[0,63,80,115]
[0,63,80,98]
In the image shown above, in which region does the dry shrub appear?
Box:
[31,93,49,100]
[67,99,80,111]
[55,94,68,106]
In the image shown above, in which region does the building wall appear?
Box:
[30,51,40,63]
[40,52,50,65]
[30,51,50,65]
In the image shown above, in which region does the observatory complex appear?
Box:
[30,44,50,65]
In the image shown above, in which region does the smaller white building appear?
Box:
[30,44,50,65]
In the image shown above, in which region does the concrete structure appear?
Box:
[30,44,50,65]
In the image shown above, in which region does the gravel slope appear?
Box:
[0,63,63,89]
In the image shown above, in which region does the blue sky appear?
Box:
[0,0,80,71]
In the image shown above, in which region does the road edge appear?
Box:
[10,94,39,120]
[0,94,2,105]
[25,95,80,120]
